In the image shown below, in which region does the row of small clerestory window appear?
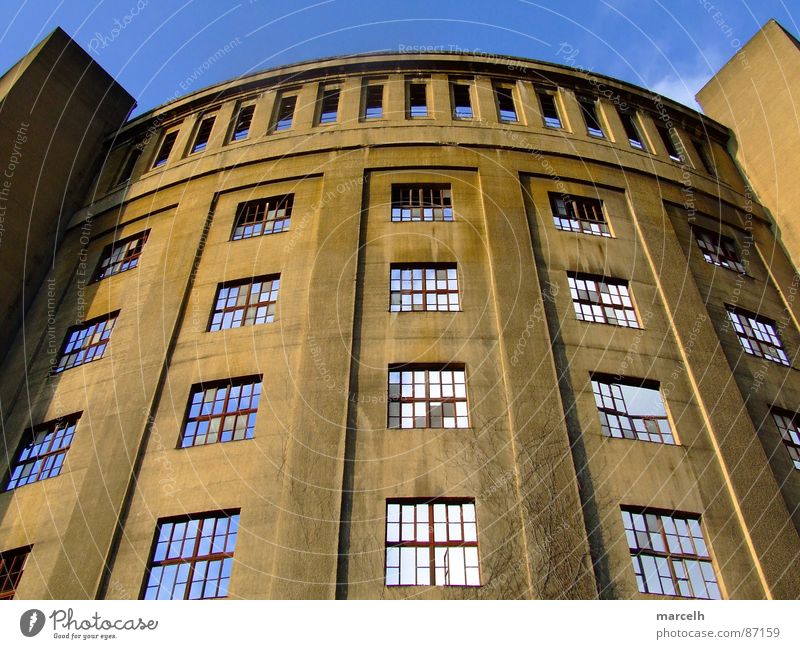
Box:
[113,76,720,186]
[3,186,797,599]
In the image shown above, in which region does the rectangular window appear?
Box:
[116,145,142,185]
[578,96,604,138]
[451,82,473,119]
[208,275,280,331]
[567,273,639,328]
[550,193,611,237]
[142,511,239,600]
[619,109,645,149]
[390,264,459,312]
[621,507,721,599]
[692,226,745,274]
[180,377,262,448]
[657,125,683,162]
[318,87,340,124]
[231,104,255,141]
[93,230,150,281]
[54,311,119,373]
[6,414,80,490]
[385,499,479,587]
[391,184,453,222]
[231,194,293,240]
[407,81,428,118]
[537,90,562,128]
[693,139,717,177]
[364,83,384,119]
[272,94,297,132]
[191,115,215,153]
[726,306,790,366]
[0,546,31,600]
[771,409,800,470]
[388,364,469,429]
[494,83,518,122]
[592,377,674,444]
[152,130,178,168]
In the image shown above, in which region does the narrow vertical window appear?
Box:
[578,96,604,137]
[180,377,262,447]
[451,81,473,119]
[725,306,790,365]
[567,273,639,328]
[591,377,674,444]
[318,86,340,124]
[692,139,717,176]
[191,115,216,153]
[54,311,120,373]
[771,409,800,470]
[388,364,469,429]
[272,94,297,132]
[385,499,479,587]
[621,507,721,599]
[93,230,150,281]
[142,511,240,600]
[657,125,683,162]
[494,83,518,122]
[390,264,459,312]
[364,83,384,119]
[407,81,428,118]
[116,145,142,185]
[537,91,562,128]
[231,104,255,141]
[152,130,178,168]
[0,546,31,599]
[390,185,453,222]
[231,194,293,240]
[5,414,81,490]
[208,275,280,331]
[618,109,645,149]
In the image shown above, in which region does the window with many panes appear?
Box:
[208,275,280,331]
[537,90,562,128]
[231,194,292,240]
[771,409,800,470]
[567,273,639,328]
[318,86,340,124]
[190,115,215,154]
[0,546,31,599]
[93,230,150,281]
[152,130,178,168]
[578,96,604,137]
[231,104,255,141]
[692,226,745,273]
[451,81,473,119]
[550,193,611,237]
[6,414,80,490]
[391,184,453,222]
[363,82,384,119]
[389,264,459,312]
[657,125,683,162]
[407,80,428,118]
[142,511,239,600]
[180,377,261,448]
[725,306,790,366]
[621,507,721,599]
[618,109,645,150]
[54,311,119,373]
[272,94,297,132]
[385,499,479,587]
[591,377,674,444]
[494,82,518,122]
[388,365,468,429]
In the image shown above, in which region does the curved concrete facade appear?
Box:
[1,51,799,600]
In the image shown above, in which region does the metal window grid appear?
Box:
[180,377,262,448]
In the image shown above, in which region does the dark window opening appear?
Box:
[232,105,255,141]
[771,409,800,470]
[619,110,645,149]
[538,91,562,128]
[319,88,340,124]
[692,139,717,176]
[495,84,518,122]
[191,116,215,153]
[273,95,297,131]
[451,83,473,119]
[152,131,178,168]
[364,84,384,119]
[657,125,683,162]
[408,82,428,118]
[231,194,293,240]
[578,97,604,137]
[117,145,142,184]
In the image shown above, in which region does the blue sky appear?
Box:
[1,0,798,116]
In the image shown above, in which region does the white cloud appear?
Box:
[649,73,708,110]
